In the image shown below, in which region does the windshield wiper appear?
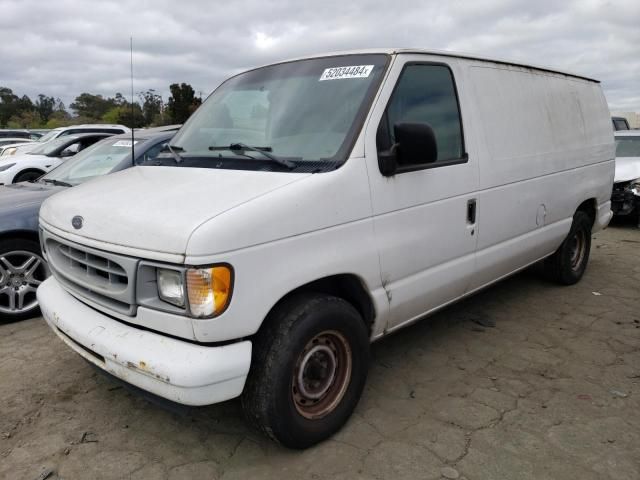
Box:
[209,143,296,169]
[41,178,72,187]
[164,144,185,164]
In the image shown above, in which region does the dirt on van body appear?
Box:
[1,219,639,480]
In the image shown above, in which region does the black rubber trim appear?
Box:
[58,327,105,363]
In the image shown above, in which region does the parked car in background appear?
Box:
[0,141,34,157]
[0,130,32,139]
[36,49,615,448]
[0,132,113,185]
[1,124,130,156]
[137,124,182,133]
[612,130,640,219]
[612,116,631,131]
[0,138,33,148]
[28,129,49,140]
[0,130,174,322]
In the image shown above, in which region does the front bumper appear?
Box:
[611,183,640,216]
[0,169,14,185]
[37,277,252,406]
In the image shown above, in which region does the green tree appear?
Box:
[70,93,117,120]
[45,108,73,128]
[139,89,163,126]
[166,83,201,124]
[0,87,20,127]
[35,94,57,124]
[7,110,39,128]
[102,103,145,128]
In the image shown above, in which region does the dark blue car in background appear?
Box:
[0,129,176,321]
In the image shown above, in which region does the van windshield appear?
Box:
[168,54,389,171]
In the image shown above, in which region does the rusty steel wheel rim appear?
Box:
[292,330,352,420]
[569,228,587,271]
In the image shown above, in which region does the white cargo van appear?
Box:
[36,49,615,448]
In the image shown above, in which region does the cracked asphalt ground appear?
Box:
[1,220,639,480]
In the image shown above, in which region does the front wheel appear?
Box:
[544,210,592,285]
[242,293,370,449]
[0,238,50,322]
[13,169,45,183]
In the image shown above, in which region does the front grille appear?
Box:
[57,243,128,290]
[43,231,138,316]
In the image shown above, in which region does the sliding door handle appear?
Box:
[467,199,477,224]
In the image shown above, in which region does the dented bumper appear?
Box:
[612,182,640,216]
[37,277,252,406]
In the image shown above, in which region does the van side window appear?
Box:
[378,64,465,167]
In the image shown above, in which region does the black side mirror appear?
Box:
[378,122,438,177]
[378,145,399,176]
[394,122,437,166]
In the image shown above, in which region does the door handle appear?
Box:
[467,199,477,224]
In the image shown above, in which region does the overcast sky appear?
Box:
[1,0,638,112]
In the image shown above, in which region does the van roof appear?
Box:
[274,48,600,83]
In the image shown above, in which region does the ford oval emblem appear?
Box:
[71,216,83,230]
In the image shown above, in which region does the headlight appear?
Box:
[0,163,16,172]
[4,148,17,156]
[186,265,233,317]
[157,268,185,307]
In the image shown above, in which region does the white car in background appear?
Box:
[612,130,640,219]
[0,124,130,156]
[0,133,114,184]
[0,138,34,155]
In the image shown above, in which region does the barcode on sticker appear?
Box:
[319,65,374,81]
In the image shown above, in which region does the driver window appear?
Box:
[378,64,464,164]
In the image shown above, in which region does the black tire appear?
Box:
[13,169,45,183]
[0,238,49,322]
[544,211,592,285]
[242,292,370,449]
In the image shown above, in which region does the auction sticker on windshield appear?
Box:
[112,140,139,147]
[319,65,374,81]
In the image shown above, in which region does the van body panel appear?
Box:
[462,63,614,290]
[188,214,387,341]
[362,55,480,330]
[185,154,373,256]
[185,156,385,341]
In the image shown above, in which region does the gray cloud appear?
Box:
[0,0,638,111]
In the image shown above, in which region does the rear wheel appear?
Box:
[13,169,45,183]
[0,239,49,322]
[544,211,592,285]
[242,293,370,449]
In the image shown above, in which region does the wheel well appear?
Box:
[13,168,45,183]
[274,274,375,333]
[0,230,39,245]
[576,198,597,227]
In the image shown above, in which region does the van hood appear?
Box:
[40,166,310,257]
[615,157,640,183]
